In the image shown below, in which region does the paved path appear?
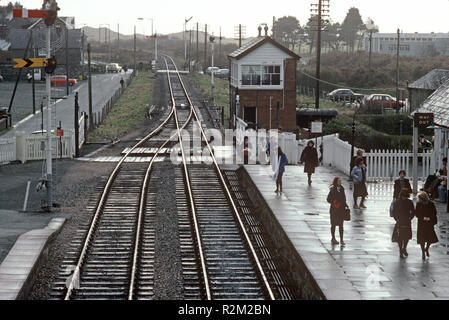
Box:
[0,71,132,138]
[246,165,449,300]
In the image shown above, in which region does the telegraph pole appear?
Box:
[196,23,199,71]
[87,43,93,130]
[30,29,36,114]
[396,28,401,114]
[239,24,242,47]
[204,24,207,71]
[210,35,215,104]
[117,23,120,54]
[311,0,330,110]
[219,27,222,67]
[134,26,136,70]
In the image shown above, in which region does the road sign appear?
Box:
[13,58,49,69]
[13,8,47,18]
[311,121,323,134]
[414,113,434,128]
[57,128,64,137]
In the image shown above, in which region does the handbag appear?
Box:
[389,200,396,218]
[344,208,351,221]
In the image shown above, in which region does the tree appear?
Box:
[304,16,318,54]
[323,21,341,52]
[273,16,302,51]
[340,7,365,52]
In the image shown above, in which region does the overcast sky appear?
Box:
[11,0,449,38]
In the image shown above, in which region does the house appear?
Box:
[408,69,449,112]
[228,26,300,132]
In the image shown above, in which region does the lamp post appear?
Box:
[349,109,358,180]
[76,24,87,79]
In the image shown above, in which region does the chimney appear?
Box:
[258,26,262,37]
[264,25,269,37]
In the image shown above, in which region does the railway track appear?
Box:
[51,55,293,300]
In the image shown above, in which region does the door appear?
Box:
[243,106,257,125]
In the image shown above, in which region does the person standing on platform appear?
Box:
[351,157,369,209]
[274,147,289,194]
[327,177,349,246]
[416,192,439,260]
[392,189,415,259]
[300,140,319,186]
[393,170,412,200]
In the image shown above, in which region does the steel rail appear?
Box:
[127,58,195,300]
[64,92,176,301]
[166,56,276,300]
[161,55,212,300]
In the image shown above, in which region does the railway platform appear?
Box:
[243,164,449,300]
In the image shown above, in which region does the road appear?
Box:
[0,71,132,139]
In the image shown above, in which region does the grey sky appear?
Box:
[12,0,449,38]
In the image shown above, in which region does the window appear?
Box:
[241,64,281,86]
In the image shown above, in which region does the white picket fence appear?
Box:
[0,138,16,164]
[365,150,432,181]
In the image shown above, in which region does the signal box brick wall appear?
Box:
[231,58,297,131]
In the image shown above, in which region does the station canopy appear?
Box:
[415,78,449,128]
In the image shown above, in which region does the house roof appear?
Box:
[416,78,449,128]
[228,36,300,60]
[9,28,82,50]
[409,69,449,90]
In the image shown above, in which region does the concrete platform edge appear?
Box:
[238,166,362,300]
[0,217,66,300]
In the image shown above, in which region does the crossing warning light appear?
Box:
[45,57,57,74]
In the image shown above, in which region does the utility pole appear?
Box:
[210,35,215,104]
[45,23,52,211]
[239,24,242,47]
[196,23,199,71]
[219,27,222,67]
[184,16,193,69]
[188,29,192,72]
[74,92,80,158]
[134,26,136,70]
[311,0,330,110]
[396,28,400,114]
[117,23,120,56]
[368,30,373,72]
[30,29,36,114]
[87,43,93,130]
[65,26,69,96]
[204,24,207,71]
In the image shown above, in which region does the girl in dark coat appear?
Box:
[393,170,412,200]
[301,141,319,186]
[416,192,439,260]
[392,189,415,259]
[327,177,349,246]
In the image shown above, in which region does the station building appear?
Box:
[228,26,300,132]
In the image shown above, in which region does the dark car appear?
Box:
[216,69,229,79]
[327,89,364,102]
[362,94,405,109]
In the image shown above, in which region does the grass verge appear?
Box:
[193,73,230,117]
[88,71,154,142]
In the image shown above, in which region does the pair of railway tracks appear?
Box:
[52,56,288,300]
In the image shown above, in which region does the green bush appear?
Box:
[356,114,413,136]
[324,115,413,151]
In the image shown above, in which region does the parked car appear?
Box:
[106,63,122,73]
[26,69,43,82]
[216,69,229,79]
[362,94,405,109]
[50,75,77,86]
[327,89,364,102]
[206,67,220,75]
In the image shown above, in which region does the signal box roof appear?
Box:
[228,36,300,60]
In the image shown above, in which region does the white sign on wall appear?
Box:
[311,122,323,134]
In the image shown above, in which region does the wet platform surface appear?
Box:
[245,165,449,300]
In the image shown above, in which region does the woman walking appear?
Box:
[300,140,319,186]
[393,170,412,200]
[392,189,415,259]
[351,157,369,209]
[275,147,289,194]
[416,192,439,260]
[327,177,349,246]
